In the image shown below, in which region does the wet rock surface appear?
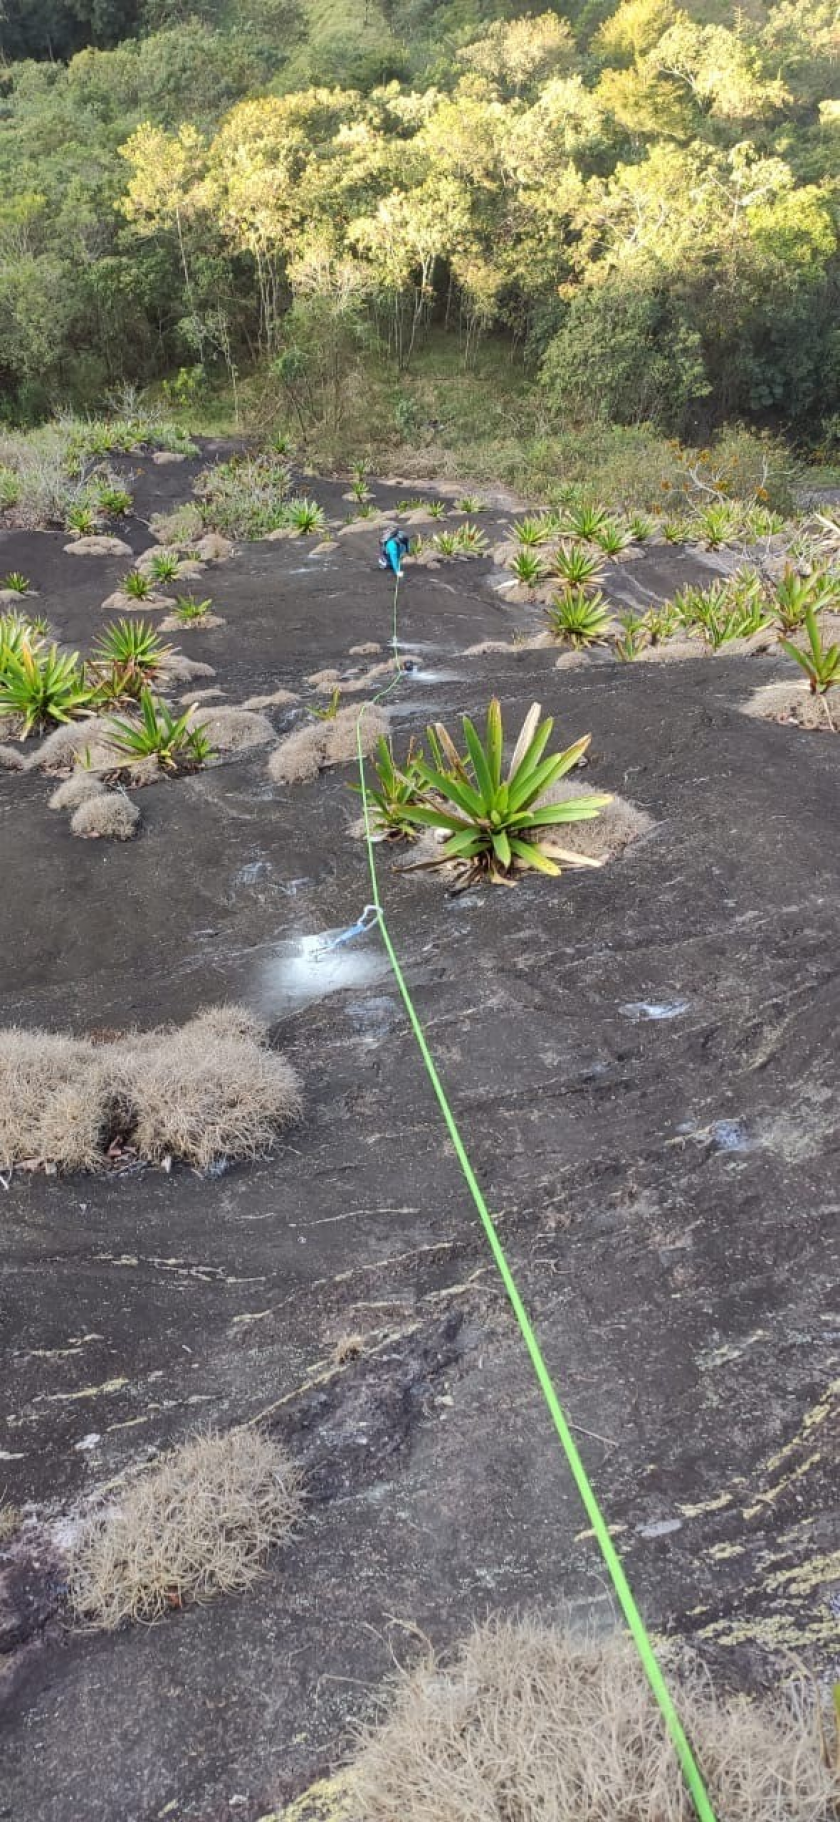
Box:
[0,456,838,1821]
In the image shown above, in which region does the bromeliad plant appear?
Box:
[510,549,545,586]
[399,699,611,887]
[779,608,840,727]
[286,497,326,535]
[173,594,213,624]
[513,515,551,548]
[546,587,611,645]
[149,552,181,584]
[1,572,31,594]
[0,639,95,737]
[771,565,839,633]
[614,612,647,661]
[594,518,632,557]
[92,620,170,698]
[122,569,154,601]
[548,542,605,589]
[97,486,133,517]
[107,690,213,769]
[355,735,427,841]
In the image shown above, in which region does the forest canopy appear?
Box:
[0,0,838,446]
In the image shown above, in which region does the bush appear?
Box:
[195,453,292,539]
[541,283,710,434]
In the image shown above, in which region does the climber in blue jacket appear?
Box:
[379,527,411,577]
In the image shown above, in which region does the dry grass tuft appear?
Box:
[349,642,382,656]
[538,779,653,861]
[0,742,28,771]
[241,687,300,711]
[117,1005,302,1168]
[69,1427,302,1630]
[349,1619,839,1822]
[0,1502,22,1544]
[0,1027,112,1171]
[636,638,708,664]
[190,706,276,752]
[159,652,216,685]
[49,773,107,811]
[268,705,389,786]
[0,1005,301,1173]
[742,680,834,731]
[31,717,117,773]
[71,792,141,841]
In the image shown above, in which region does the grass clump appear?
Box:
[0,1006,302,1174]
[69,1428,302,1630]
[269,704,389,786]
[349,1619,840,1822]
[71,792,141,841]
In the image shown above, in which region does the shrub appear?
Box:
[195,454,292,539]
[546,588,612,645]
[107,690,213,770]
[0,467,21,510]
[350,1618,840,1822]
[400,699,610,887]
[69,1428,302,1630]
[0,641,94,737]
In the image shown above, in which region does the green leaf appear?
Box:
[462,715,495,811]
[508,835,561,876]
[530,794,613,824]
[492,829,512,869]
[486,698,503,789]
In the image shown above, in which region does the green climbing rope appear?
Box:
[352,568,718,1822]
